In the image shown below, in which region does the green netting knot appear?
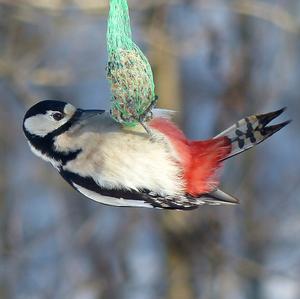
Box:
[106,0,157,126]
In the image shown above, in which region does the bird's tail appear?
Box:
[214,107,291,161]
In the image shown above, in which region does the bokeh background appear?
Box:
[0,1,299,299]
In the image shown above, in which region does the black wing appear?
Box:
[60,170,238,209]
[59,169,201,209]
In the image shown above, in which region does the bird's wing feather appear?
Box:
[60,169,181,209]
[199,188,239,205]
[60,169,232,210]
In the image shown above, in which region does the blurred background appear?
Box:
[0,0,299,298]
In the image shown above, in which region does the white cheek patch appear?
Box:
[24,114,59,137]
[24,113,70,137]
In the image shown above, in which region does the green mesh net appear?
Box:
[106,0,157,126]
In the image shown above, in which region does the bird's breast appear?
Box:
[60,129,185,196]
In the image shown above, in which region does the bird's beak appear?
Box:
[77,109,105,120]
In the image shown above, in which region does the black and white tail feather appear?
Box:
[215,107,291,161]
[199,107,291,207]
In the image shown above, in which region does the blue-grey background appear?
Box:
[0,1,299,299]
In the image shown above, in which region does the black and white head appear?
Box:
[23,100,78,138]
[23,100,104,167]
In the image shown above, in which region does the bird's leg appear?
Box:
[139,121,173,155]
[137,96,175,154]
[139,121,152,136]
[138,96,158,136]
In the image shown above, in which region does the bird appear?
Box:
[23,100,290,209]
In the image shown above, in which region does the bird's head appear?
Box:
[23,100,106,137]
[23,100,105,165]
[23,100,79,138]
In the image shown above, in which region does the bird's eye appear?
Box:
[52,112,64,121]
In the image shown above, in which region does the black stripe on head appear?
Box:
[23,100,68,120]
[24,109,83,165]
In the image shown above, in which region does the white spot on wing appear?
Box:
[73,183,154,208]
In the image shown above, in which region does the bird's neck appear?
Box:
[24,110,83,166]
[27,132,82,167]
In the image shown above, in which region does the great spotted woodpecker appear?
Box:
[23,100,290,209]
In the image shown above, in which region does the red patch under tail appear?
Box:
[185,138,231,195]
[149,118,232,196]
